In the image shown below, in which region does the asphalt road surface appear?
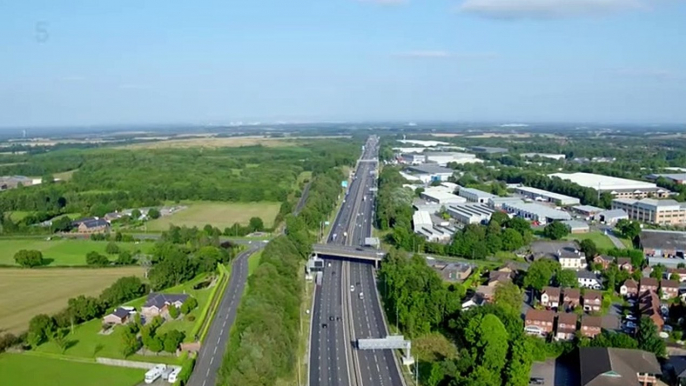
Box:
[187,244,263,386]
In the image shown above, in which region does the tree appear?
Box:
[670,273,680,281]
[650,264,666,280]
[494,282,524,316]
[180,297,198,314]
[67,295,104,323]
[636,316,666,357]
[99,276,147,307]
[501,228,524,251]
[148,208,161,219]
[27,314,56,347]
[51,216,73,232]
[490,211,510,226]
[555,269,579,288]
[543,221,570,240]
[51,328,69,353]
[162,330,185,353]
[579,239,599,258]
[131,209,142,219]
[121,328,141,357]
[504,337,534,386]
[426,362,444,386]
[146,336,164,353]
[86,251,109,267]
[464,313,509,371]
[617,219,641,241]
[14,249,44,268]
[168,305,180,319]
[116,250,134,265]
[524,259,561,292]
[248,216,265,232]
[105,242,120,255]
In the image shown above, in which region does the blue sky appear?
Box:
[1,0,685,127]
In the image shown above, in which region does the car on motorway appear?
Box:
[350,285,355,292]
[359,292,364,299]
[322,323,327,328]
[329,316,335,321]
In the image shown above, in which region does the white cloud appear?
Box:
[394,51,498,59]
[458,0,646,19]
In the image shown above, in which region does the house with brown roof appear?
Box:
[562,288,580,311]
[102,307,135,325]
[579,347,661,386]
[540,286,561,309]
[639,277,659,294]
[141,293,190,319]
[620,279,639,299]
[580,315,602,338]
[487,270,512,286]
[429,261,472,283]
[583,290,603,313]
[593,255,613,270]
[639,291,664,331]
[616,257,633,272]
[524,309,555,337]
[668,267,686,282]
[475,285,496,302]
[660,279,679,300]
[555,312,577,341]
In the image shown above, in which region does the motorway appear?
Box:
[187,243,263,386]
[309,135,403,386]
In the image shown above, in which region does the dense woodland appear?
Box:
[0,139,360,221]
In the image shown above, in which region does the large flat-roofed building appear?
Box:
[420,188,467,205]
[488,196,524,209]
[397,139,449,147]
[640,230,686,260]
[646,173,686,185]
[447,203,495,225]
[502,202,572,225]
[404,165,454,183]
[514,186,581,206]
[548,172,670,199]
[400,153,426,165]
[412,210,456,243]
[458,187,496,204]
[521,153,566,161]
[424,152,483,166]
[611,198,686,225]
[469,146,508,154]
[572,205,605,219]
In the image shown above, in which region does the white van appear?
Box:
[144,364,167,384]
[168,367,182,383]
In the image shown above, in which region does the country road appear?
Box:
[186,244,263,386]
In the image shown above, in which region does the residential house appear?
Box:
[475,285,496,303]
[540,287,561,309]
[638,291,664,331]
[620,279,639,298]
[580,315,602,338]
[558,247,587,271]
[579,347,661,386]
[487,270,512,286]
[461,292,486,311]
[577,270,602,289]
[141,293,190,318]
[640,277,659,294]
[616,257,633,272]
[668,268,686,282]
[583,290,603,313]
[428,261,472,283]
[524,309,555,337]
[593,255,613,270]
[661,279,679,300]
[562,288,581,311]
[555,313,577,341]
[102,307,135,325]
[72,217,110,234]
[601,315,622,333]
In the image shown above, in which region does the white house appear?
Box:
[576,270,602,290]
[557,247,587,271]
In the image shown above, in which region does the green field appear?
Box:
[0,238,155,266]
[0,267,144,334]
[564,231,619,250]
[0,353,144,386]
[146,201,281,231]
[34,274,213,361]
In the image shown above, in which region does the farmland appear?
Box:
[0,267,144,334]
[146,201,282,231]
[0,238,156,266]
[0,353,145,386]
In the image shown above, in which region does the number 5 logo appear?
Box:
[36,21,49,43]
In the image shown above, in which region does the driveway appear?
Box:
[530,357,578,386]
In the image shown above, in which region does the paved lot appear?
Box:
[530,358,578,386]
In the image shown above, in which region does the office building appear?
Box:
[611,198,686,225]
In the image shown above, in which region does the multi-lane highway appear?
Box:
[309,136,403,386]
[187,243,263,386]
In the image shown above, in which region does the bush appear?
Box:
[186,315,196,322]
[105,242,120,255]
[177,355,196,386]
[86,251,109,267]
[169,306,180,319]
[14,250,44,268]
[180,297,198,314]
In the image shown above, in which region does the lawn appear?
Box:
[0,238,156,266]
[0,267,144,334]
[0,353,145,386]
[564,231,617,250]
[145,201,281,231]
[34,274,214,361]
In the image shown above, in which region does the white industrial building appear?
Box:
[404,165,454,183]
[488,196,525,209]
[400,153,426,165]
[514,186,580,206]
[424,152,483,166]
[548,172,670,199]
[458,187,496,204]
[447,203,495,225]
[521,153,566,161]
[596,209,629,225]
[398,139,450,147]
[412,210,456,243]
[501,202,572,224]
[420,188,467,205]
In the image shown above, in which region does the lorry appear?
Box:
[145,364,167,384]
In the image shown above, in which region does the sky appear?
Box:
[1,0,685,127]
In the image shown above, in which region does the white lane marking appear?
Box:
[213,346,218,354]
[210,357,214,365]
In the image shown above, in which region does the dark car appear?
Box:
[322,323,327,328]
[355,247,364,251]
[336,316,341,321]
[529,377,544,385]
[329,316,335,321]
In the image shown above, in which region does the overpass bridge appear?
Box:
[312,244,386,266]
